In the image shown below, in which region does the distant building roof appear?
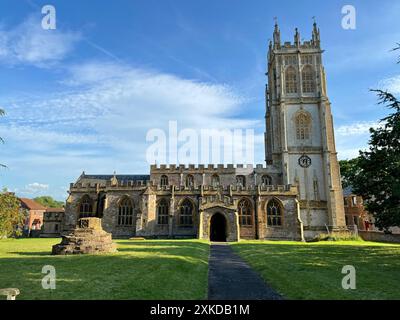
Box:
[19,198,47,210]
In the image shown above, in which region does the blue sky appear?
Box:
[0,0,399,200]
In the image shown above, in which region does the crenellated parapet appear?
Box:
[69,179,151,193]
[150,163,265,173]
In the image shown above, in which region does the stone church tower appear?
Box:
[265,22,346,238]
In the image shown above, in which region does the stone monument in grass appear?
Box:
[52,217,117,255]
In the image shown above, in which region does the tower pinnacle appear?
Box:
[273,18,281,49]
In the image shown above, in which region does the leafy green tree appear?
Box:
[0,190,25,238]
[34,196,64,208]
[339,158,361,189]
[340,44,400,232]
[350,90,400,232]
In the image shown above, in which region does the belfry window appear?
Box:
[285,67,297,94]
[160,175,168,187]
[238,198,252,226]
[179,199,193,226]
[302,65,315,93]
[118,198,134,226]
[267,199,283,226]
[295,112,311,140]
[157,199,169,225]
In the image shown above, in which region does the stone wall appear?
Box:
[359,231,400,244]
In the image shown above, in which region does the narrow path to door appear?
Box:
[207,243,283,300]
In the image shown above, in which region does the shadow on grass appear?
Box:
[8,251,51,256]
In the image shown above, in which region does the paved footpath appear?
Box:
[208,243,283,300]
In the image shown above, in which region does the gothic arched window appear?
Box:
[266,199,283,226]
[211,174,220,187]
[238,198,252,226]
[302,65,315,93]
[295,112,311,140]
[285,67,298,94]
[261,175,272,186]
[236,175,246,187]
[186,174,194,188]
[179,198,194,226]
[79,195,93,218]
[118,197,134,226]
[160,175,169,187]
[157,199,169,225]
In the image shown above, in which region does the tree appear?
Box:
[34,196,64,208]
[339,158,361,189]
[0,190,25,238]
[349,90,400,232]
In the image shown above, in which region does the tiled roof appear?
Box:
[19,198,47,210]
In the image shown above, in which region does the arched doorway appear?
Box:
[210,213,227,242]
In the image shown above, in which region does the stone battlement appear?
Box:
[150,163,270,172]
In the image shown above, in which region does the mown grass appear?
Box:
[0,238,209,300]
[231,240,400,300]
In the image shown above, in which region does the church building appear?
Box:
[61,22,347,241]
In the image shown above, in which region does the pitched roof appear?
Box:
[19,198,47,210]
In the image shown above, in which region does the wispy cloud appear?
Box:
[0,15,81,67]
[378,75,400,95]
[335,121,380,136]
[0,61,260,176]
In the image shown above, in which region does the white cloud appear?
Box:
[0,15,81,66]
[335,121,380,136]
[1,61,262,171]
[378,75,400,95]
[16,182,49,196]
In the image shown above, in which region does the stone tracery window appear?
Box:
[179,198,193,226]
[261,175,272,186]
[118,197,134,226]
[79,195,94,218]
[186,174,194,188]
[157,198,169,225]
[295,112,311,140]
[211,174,220,187]
[160,175,168,187]
[285,67,297,94]
[236,175,246,187]
[267,199,283,226]
[302,65,315,93]
[238,198,252,226]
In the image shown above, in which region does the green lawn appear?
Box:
[231,240,400,300]
[0,238,209,300]
[1,239,400,300]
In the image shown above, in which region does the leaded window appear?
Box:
[267,199,283,226]
[118,198,134,226]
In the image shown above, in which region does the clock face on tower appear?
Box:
[298,155,312,168]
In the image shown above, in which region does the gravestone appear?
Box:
[52,217,117,255]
